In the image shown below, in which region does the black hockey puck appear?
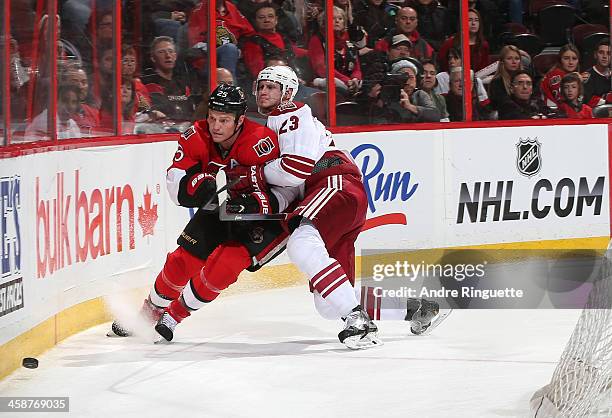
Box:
[22,357,38,369]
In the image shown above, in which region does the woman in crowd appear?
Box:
[488,45,522,111]
[540,44,584,108]
[557,72,593,119]
[420,59,449,121]
[309,6,362,99]
[437,8,490,72]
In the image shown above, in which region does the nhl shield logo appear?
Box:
[516,138,542,177]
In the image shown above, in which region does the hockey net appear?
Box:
[530,254,612,418]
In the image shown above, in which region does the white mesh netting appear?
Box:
[530,255,612,418]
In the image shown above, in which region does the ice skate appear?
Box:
[338,307,383,349]
[107,297,165,337]
[154,299,191,342]
[155,312,179,342]
[405,298,451,335]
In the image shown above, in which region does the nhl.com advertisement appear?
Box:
[445,124,609,245]
[338,123,609,250]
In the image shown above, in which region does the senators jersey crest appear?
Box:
[253,136,276,157]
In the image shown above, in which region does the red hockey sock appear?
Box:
[166,298,191,323]
[154,247,206,301]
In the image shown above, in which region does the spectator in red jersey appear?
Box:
[540,44,587,109]
[558,72,593,119]
[309,6,362,98]
[60,63,100,137]
[374,7,434,62]
[583,39,611,108]
[187,0,255,78]
[437,8,489,72]
[241,4,307,79]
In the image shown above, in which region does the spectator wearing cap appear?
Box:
[354,0,399,48]
[498,71,547,120]
[371,59,440,123]
[583,39,611,108]
[437,8,489,72]
[374,7,434,62]
[358,34,411,103]
[558,72,593,119]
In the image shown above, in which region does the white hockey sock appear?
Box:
[287,222,359,318]
[354,285,407,320]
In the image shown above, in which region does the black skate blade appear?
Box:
[155,323,174,342]
[107,321,132,337]
[411,309,453,336]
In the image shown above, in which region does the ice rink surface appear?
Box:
[0,286,581,418]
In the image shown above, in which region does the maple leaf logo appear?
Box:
[138,187,158,237]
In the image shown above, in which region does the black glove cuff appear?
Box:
[177,174,216,208]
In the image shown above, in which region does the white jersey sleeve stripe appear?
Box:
[280,159,311,178]
[283,154,315,166]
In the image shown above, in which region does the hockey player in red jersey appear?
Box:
[110,84,288,339]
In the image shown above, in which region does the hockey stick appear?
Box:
[201,176,239,211]
[216,170,288,221]
[219,201,288,221]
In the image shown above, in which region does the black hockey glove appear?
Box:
[226,191,279,215]
[177,171,216,208]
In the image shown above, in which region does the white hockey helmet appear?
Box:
[254,66,300,102]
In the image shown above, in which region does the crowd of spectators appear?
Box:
[6,0,612,141]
